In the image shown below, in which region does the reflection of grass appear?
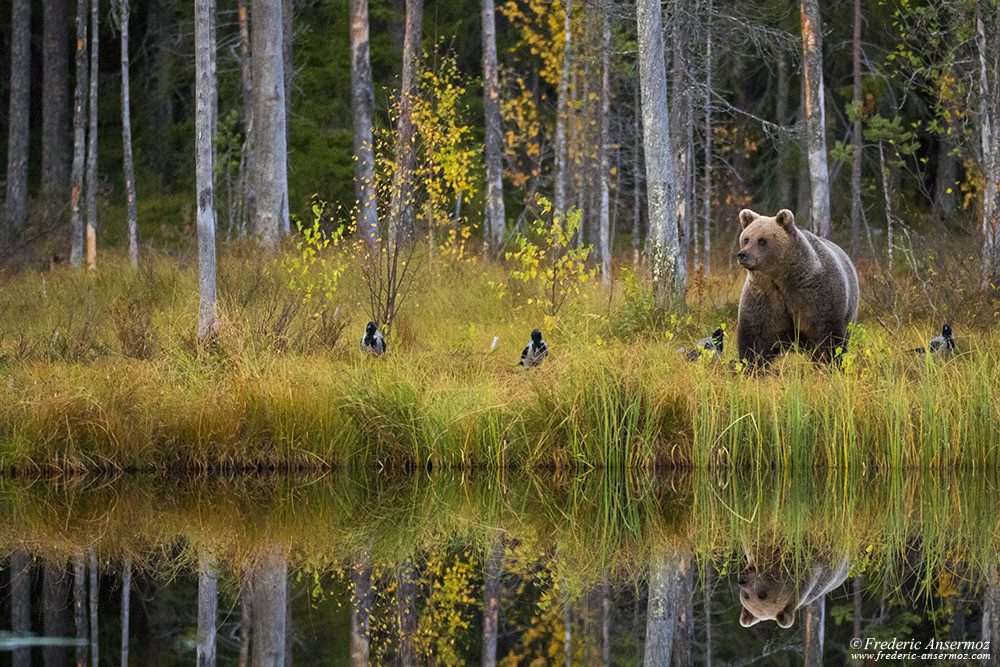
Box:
[2,469,998,595]
[2,250,1000,471]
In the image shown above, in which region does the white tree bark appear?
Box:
[554,0,573,217]
[85,0,100,270]
[4,0,32,236]
[388,0,423,240]
[197,550,218,666]
[196,0,219,340]
[800,0,831,237]
[252,546,287,666]
[70,0,88,267]
[671,0,691,290]
[350,0,379,245]
[637,0,680,305]
[252,0,289,248]
[598,0,611,284]
[120,0,139,268]
[482,0,506,258]
[643,549,681,667]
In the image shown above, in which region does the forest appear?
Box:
[2,0,1000,471]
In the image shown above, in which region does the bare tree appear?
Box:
[388,0,423,239]
[3,0,31,237]
[196,0,219,340]
[350,0,378,244]
[554,0,573,217]
[671,0,692,290]
[800,0,831,237]
[702,0,713,276]
[597,0,612,284]
[118,0,139,268]
[851,0,862,257]
[238,0,254,240]
[252,0,289,248]
[977,4,1000,285]
[637,0,680,305]
[42,0,70,203]
[70,0,88,267]
[197,550,218,666]
[85,0,100,270]
[482,0,506,258]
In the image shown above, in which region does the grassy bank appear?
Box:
[0,247,998,472]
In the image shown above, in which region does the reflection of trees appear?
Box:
[10,549,30,667]
[121,555,132,666]
[197,550,218,666]
[43,557,70,667]
[643,548,681,666]
[396,556,417,667]
[482,536,503,667]
[803,598,824,665]
[73,549,88,667]
[350,549,372,665]
[252,544,288,666]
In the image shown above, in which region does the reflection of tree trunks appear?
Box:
[853,574,862,643]
[11,549,30,667]
[803,597,824,666]
[74,550,89,667]
[284,583,293,666]
[44,558,70,667]
[563,578,573,667]
[674,558,692,667]
[350,551,372,666]
[704,567,712,665]
[634,584,642,665]
[239,580,252,667]
[121,556,132,667]
[198,551,218,666]
[643,549,680,667]
[602,576,611,667]
[397,557,417,667]
[482,538,503,667]
[90,548,99,666]
[983,563,999,664]
[252,546,288,666]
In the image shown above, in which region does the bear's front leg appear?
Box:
[736,283,781,371]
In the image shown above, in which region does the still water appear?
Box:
[1,470,998,665]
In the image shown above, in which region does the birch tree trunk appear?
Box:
[804,597,825,665]
[121,557,132,667]
[196,0,219,340]
[252,545,287,666]
[119,0,139,268]
[43,559,69,667]
[42,0,70,203]
[397,557,417,667]
[851,0,862,257]
[252,0,289,248]
[70,0,88,266]
[800,0,831,238]
[90,548,99,666]
[197,551,218,667]
[3,0,31,237]
[637,0,679,305]
[775,52,790,207]
[350,552,372,666]
[388,0,423,241]
[977,4,1000,286]
[482,0,506,259]
[598,0,611,284]
[633,83,642,266]
[671,0,691,289]
[10,549,30,667]
[643,549,681,667]
[238,0,254,240]
[554,0,573,217]
[282,0,293,150]
[74,550,89,667]
[481,537,503,667]
[85,0,100,270]
[350,0,378,245]
[702,0,713,276]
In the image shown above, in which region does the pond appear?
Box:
[1,470,998,665]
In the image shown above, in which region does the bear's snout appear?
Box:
[737,250,753,268]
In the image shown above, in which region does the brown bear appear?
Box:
[736,209,859,368]
[738,542,851,629]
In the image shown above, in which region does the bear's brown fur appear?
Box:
[736,209,859,368]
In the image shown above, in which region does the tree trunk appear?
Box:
[671,0,691,290]
[935,131,957,218]
[673,558,692,667]
[350,0,378,245]
[90,548,99,666]
[237,0,253,239]
[636,0,679,305]
[350,552,372,666]
[703,566,712,665]
[597,0,611,284]
[563,577,572,667]
[388,0,423,240]
[196,0,219,340]
[42,0,71,203]
[397,557,417,667]
[121,556,132,667]
[554,0,572,217]
[643,549,680,667]
[878,140,894,267]
[482,0,506,259]
[851,0,862,257]
[120,0,139,268]
[800,0,831,237]
[44,558,70,667]
[197,551,218,666]
[252,545,287,666]
[10,549,30,667]
[239,580,252,667]
[70,0,88,266]
[482,537,503,667]
[85,0,100,270]
[252,0,289,248]
[853,575,862,645]
[3,0,31,237]
[977,4,1000,286]
[702,0,712,276]
[74,550,89,667]
[804,597,825,666]
[776,51,790,208]
[282,0,292,149]
[633,82,642,266]
[602,576,611,667]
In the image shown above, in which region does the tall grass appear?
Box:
[1,248,1000,472]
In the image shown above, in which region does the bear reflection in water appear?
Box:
[737,540,851,629]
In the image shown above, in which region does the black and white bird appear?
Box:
[685,327,725,361]
[361,321,386,357]
[519,329,548,368]
[913,323,955,360]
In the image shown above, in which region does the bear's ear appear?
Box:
[775,209,795,230]
[740,608,761,627]
[776,608,795,629]
[739,209,759,229]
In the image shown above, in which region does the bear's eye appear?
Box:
[757,238,767,247]
[757,591,768,600]
[742,238,748,246]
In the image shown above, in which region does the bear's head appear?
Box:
[736,209,796,274]
[737,562,798,628]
